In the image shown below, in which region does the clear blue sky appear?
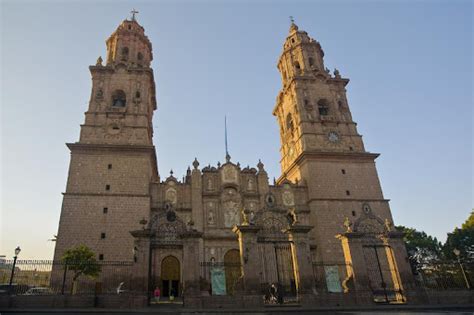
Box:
[1,0,472,259]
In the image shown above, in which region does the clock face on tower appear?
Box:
[327,131,340,143]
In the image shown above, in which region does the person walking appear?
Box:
[153,287,161,303]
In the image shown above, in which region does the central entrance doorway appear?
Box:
[161,256,180,297]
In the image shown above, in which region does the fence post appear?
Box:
[61,263,68,295]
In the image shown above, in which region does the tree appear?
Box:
[396,225,442,272]
[61,245,101,294]
[443,211,474,263]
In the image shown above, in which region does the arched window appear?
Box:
[318,99,330,116]
[112,90,126,107]
[135,91,141,98]
[294,61,301,70]
[286,113,294,132]
[137,52,143,61]
[308,57,314,67]
[121,47,129,61]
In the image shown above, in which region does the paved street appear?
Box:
[1,308,473,315]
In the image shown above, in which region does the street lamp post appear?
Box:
[9,246,21,287]
[453,248,471,289]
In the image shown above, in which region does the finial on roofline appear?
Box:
[289,15,298,32]
[130,9,139,22]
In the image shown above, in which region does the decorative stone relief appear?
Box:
[207,202,216,226]
[207,177,214,191]
[221,188,241,227]
[223,200,240,227]
[247,177,256,191]
[222,164,238,184]
[165,187,177,206]
[282,185,295,207]
[265,193,276,208]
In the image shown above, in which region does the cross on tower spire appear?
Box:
[289,16,295,24]
[130,9,139,21]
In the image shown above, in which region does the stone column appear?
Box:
[232,225,261,294]
[387,232,415,287]
[191,162,203,232]
[337,233,371,294]
[181,230,203,307]
[130,229,153,294]
[286,225,314,295]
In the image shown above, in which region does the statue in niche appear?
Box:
[249,211,256,225]
[207,178,214,190]
[223,201,240,227]
[343,217,353,233]
[286,207,297,226]
[241,208,249,226]
[247,177,255,191]
[384,218,393,232]
[208,210,215,225]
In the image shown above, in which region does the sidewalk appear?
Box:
[1,303,474,314]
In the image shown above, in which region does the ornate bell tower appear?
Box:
[273,22,412,291]
[53,16,158,262]
[273,22,366,176]
[80,17,156,146]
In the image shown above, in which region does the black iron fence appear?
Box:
[311,261,473,299]
[0,260,134,295]
[199,261,241,296]
[312,262,354,294]
[413,261,473,290]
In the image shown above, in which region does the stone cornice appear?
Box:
[63,192,151,198]
[180,230,204,239]
[286,225,313,234]
[66,143,159,179]
[307,198,390,203]
[67,143,156,154]
[278,151,380,184]
[232,225,261,234]
[89,65,154,75]
[130,228,154,238]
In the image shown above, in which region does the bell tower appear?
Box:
[53,17,158,262]
[81,18,156,146]
[273,22,399,263]
[274,22,366,177]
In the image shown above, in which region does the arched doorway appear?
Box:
[224,249,241,295]
[161,256,180,297]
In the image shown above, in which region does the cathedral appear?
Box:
[53,16,414,307]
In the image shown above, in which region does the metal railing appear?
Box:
[0,260,134,295]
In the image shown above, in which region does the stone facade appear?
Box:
[53,18,413,306]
